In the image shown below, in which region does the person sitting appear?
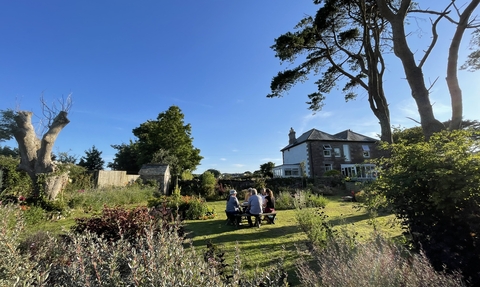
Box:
[225,189,241,225]
[246,188,263,227]
[260,188,267,205]
[264,188,276,213]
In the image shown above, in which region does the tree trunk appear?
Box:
[377,0,444,140]
[12,110,70,199]
[447,0,480,130]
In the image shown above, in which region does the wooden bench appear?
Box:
[262,212,277,224]
[229,212,277,227]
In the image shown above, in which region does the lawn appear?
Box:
[22,192,403,286]
[185,196,403,285]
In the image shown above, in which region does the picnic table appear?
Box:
[226,203,277,227]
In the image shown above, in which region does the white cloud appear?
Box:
[220,158,226,161]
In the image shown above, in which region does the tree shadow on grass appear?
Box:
[327,212,393,226]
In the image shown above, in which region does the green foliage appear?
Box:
[323,169,341,176]
[107,141,140,173]
[295,207,334,247]
[259,161,274,178]
[132,105,203,176]
[0,145,18,157]
[0,155,32,197]
[63,164,92,193]
[53,150,78,164]
[201,171,217,199]
[0,109,15,142]
[148,194,215,220]
[180,169,194,180]
[22,205,47,225]
[78,145,105,170]
[0,204,51,286]
[369,129,480,284]
[268,0,392,143]
[66,185,154,212]
[206,168,221,178]
[462,28,480,71]
[274,190,296,210]
[0,203,289,287]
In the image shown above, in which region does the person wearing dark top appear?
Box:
[264,188,275,213]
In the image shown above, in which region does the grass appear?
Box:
[185,196,403,286]
[20,189,403,286]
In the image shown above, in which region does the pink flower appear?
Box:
[18,196,26,201]
[78,189,85,193]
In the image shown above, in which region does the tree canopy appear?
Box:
[259,162,275,178]
[270,0,480,141]
[0,109,16,142]
[107,141,140,174]
[78,145,105,171]
[131,106,203,176]
[269,0,393,142]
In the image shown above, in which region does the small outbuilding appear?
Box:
[138,164,171,195]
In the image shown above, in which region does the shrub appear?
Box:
[22,205,47,225]
[71,205,169,242]
[201,171,217,199]
[0,155,32,197]
[0,204,288,286]
[148,194,215,220]
[296,232,465,287]
[369,130,480,284]
[275,191,295,210]
[295,207,334,247]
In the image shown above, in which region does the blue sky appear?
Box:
[1,1,479,174]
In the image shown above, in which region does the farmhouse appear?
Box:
[272,127,379,179]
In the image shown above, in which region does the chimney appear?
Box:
[288,127,296,145]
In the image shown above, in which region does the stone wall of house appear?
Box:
[308,141,377,177]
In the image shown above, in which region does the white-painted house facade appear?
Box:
[273,128,379,179]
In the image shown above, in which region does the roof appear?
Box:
[333,130,378,142]
[281,128,377,151]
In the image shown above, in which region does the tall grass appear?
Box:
[66,185,155,211]
[0,204,288,286]
[294,206,466,287]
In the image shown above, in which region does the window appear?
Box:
[284,168,299,176]
[362,145,370,158]
[323,144,332,157]
[324,163,333,171]
[343,145,351,161]
[334,147,341,157]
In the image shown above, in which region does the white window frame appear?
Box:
[333,147,341,157]
[362,145,370,158]
[324,163,333,171]
[323,144,332,157]
[343,145,351,161]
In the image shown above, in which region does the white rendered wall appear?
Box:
[282,142,310,176]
